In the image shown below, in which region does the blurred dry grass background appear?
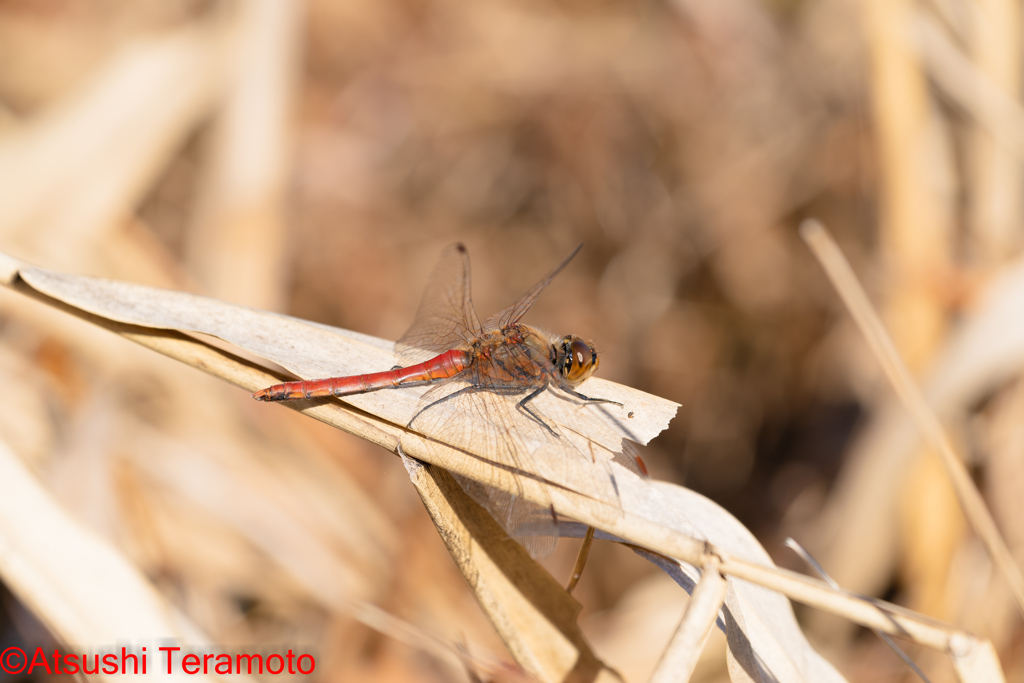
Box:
[0,0,1023,681]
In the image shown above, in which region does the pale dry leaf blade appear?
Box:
[16,265,675,434]
[5,259,628,679]
[0,438,240,683]
[0,251,29,284]
[9,261,678,532]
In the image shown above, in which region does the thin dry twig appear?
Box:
[785,539,932,683]
[800,218,1024,621]
[717,556,959,650]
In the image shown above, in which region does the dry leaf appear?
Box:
[0,252,853,682]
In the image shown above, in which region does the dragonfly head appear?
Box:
[556,335,600,386]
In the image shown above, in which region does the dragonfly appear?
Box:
[254,243,644,559]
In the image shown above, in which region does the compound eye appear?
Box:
[564,338,599,384]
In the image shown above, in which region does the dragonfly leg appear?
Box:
[562,387,624,408]
[566,525,595,594]
[407,382,559,437]
[407,384,486,428]
[517,386,559,437]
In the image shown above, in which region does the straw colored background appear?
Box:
[0,0,1021,681]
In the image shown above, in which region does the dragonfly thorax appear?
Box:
[552,335,600,386]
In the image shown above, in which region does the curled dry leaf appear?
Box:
[0,252,852,682]
[564,480,848,683]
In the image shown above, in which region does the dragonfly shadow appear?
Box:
[419,461,617,681]
[409,427,590,498]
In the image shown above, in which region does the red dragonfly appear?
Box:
[254,243,643,558]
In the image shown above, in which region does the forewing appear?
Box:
[481,243,582,331]
[407,352,623,559]
[396,243,484,364]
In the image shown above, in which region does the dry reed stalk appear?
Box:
[861,0,959,626]
[801,219,1024,623]
[565,525,595,594]
[805,228,1024,653]
[807,0,956,639]
[967,0,1022,262]
[861,0,951,372]
[786,538,931,681]
[185,0,300,311]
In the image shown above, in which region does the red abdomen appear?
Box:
[253,349,470,401]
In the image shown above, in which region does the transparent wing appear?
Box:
[396,243,484,364]
[407,345,623,559]
[480,243,582,332]
[451,473,559,559]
